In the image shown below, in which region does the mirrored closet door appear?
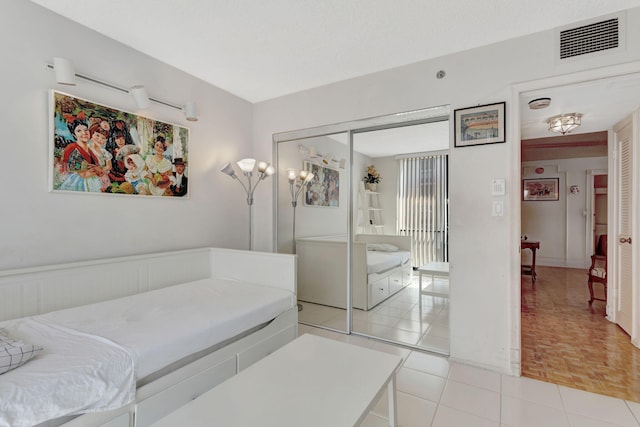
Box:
[351,121,450,354]
[274,106,451,354]
[275,131,350,333]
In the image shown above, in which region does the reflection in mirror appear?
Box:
[352,120,450,354]
[276,132,349,332]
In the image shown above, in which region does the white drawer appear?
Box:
[402,267,413,285]
[136,356,236,427]
[237,325,296,371]
[369,278,389,307]
[389,271,404,294]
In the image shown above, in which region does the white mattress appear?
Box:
[367,250,411,274]
[0,277,295,427]
[41,277,296,379]
[0,317,135,427]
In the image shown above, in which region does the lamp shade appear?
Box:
[130,85,150,109]
[287,169,297,182]
[53,57,76,85]
[257,161,269,173]
[220,162,236,177]
[237,158,256,173]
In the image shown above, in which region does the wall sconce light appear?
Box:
[547,113,582,135]
[53,57,76,85]
[220,159,274,250]
[130,85,151,109]
[570,185,580,194]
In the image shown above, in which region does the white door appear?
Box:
[613,118,633,334]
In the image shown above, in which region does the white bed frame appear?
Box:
[296,234,412,310]
[0,247,298,427]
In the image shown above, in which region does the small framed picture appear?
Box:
[454,102,506,147]
[523,178,559,201]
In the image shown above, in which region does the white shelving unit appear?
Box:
[358,182,384,234]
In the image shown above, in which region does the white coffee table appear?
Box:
[151,334,403,427]
[418,261,450,299]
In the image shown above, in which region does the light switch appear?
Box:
[492,201,504,216]
[492,179,506,196]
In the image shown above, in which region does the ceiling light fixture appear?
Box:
[528,97,551,110]
[547,113,582,135]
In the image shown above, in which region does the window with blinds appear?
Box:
[397,154,449,267]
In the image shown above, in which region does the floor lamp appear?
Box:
[220,158,274,250]
[287,168,314,312]
[287,168,314,253]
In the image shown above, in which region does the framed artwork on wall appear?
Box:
[522,178,559,201]
[49,91,190,198]
[454,101,506,147]
[303,161,339,207]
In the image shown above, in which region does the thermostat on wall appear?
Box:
[492,179,506,196]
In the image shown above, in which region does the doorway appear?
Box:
[517,72,640,400]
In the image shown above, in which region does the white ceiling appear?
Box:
[30,0,640,104]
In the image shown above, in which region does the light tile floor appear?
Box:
[298,279,449,354]
[298,324,640,427]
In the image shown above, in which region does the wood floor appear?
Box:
[521,265,640,403]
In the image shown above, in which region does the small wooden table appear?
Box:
[151,334,403,427]
[521,240,540,282]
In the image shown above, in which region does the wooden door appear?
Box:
[614,118,633,334]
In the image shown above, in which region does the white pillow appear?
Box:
[0,328,43,375]
[367,243,399,252]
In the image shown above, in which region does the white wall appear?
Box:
[1,1,256,269]
[254,8,640,373]
[522,157,608,269]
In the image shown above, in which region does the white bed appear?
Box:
[0,248,298,427]
[296,234,412,310]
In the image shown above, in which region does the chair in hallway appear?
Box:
[587,234,607,306]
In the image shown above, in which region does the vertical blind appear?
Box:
[397,155,449,267]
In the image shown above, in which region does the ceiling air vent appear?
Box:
[559,17,620,60]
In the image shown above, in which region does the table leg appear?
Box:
[387,374,397,427]
[531,247,537,282]
[418,272,423,318]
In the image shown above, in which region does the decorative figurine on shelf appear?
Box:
[362,164,381,191]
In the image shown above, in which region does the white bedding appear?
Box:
[42,277,295,379]
[0,277,295,427]
[0,317,135,427]
[367,250,411,274]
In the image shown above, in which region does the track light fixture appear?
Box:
[130,85,150,109]
[53,57,76,85]
[47,57,199,121]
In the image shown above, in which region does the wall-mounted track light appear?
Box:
[47,57,199,121]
